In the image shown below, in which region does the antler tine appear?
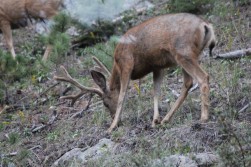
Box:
[92,56,111,76]
[54,66,103,105]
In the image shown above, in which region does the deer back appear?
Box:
[0,0,63,23]
[113,13,215,80]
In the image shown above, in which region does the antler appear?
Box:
[54,66,103,106]
[92,56,111,76]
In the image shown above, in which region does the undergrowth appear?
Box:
[0,1,251,166]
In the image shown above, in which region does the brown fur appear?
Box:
[0,0,63,59]
[55,13,216,132]
[91,13,216,132]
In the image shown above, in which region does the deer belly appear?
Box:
[131,54,177,80]
[131,64,153,80]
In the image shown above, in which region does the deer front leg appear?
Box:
[107,68,131,133]
[0,20,16,58]
[161,69,193,124]
[152,70,164,127]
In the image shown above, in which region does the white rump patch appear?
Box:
[119,35,137,44]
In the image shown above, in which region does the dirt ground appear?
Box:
[0,1,251,166]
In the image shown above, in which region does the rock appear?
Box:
[7,162,16,167]
[151,154,197,167]
[150,152,220,167]
[134,0,154,13]
[191,152,220,166]
[53,138,116,167]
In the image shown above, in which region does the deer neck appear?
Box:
[109,66,121,93]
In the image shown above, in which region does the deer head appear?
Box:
[55,13,216,132]
[54,57,119,119]
[90,70,118,118]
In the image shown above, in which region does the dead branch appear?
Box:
[189,83,199,92]
[215,48,251,59]
[0,105,11,115]
[71,94,94,118]
[238,103,250,114]
[31,125,47,133]
[4,152,18,157]
[0,104,31,114]
[29,145,42,151]
[39,82,59,97]
[32,110,58,133]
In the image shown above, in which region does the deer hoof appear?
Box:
[152,119,161,127]
[107,128,113,133]
[200,117,208,123]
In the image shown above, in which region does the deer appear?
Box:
[0,0,64,60]
[54,13,216,133]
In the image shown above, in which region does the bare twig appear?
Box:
[238,103,250,114]
[29,145,42,151]
[168,88,180,97]
[71,93,94,118]
[0,105,10,114]
[39,82,59,97]
[31,124,47,133]
[32,109,58,133]
[189,83,199,92]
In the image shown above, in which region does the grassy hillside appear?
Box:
[0,0,250,166]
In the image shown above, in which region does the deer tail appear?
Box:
[203,23,216,57]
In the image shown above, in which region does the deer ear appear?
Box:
[91,70,107,92]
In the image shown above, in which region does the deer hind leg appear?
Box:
[161,69,193,124]
[42,45,53,61]
[107,64,133,133]
[0,20,16,58]
[152,70,164,127]
[168,55,209,123]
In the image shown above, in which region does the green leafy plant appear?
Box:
[46,131,59,141]
[40,12,71,64]
[169,0,215,14]
[217,119,251,167]
[8,132,20,145]
[80,35,117,70]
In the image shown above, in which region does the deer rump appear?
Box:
[55,13,216,132]
[0,0,63,58]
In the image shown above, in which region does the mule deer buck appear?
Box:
[0,0,64,60]
[55,13,216,132]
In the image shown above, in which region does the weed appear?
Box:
[0,123,4,132]
[71,130,80,139]
[111,128,125,140]
[92,109,109,126]
[40,12,71,64]
[169,0,215,14]
[23,127,32,137]
[8,132,20,145]
[16,149,31,166]
[46,131,59,141]
[80,35,117,70]
[217,118,251,167]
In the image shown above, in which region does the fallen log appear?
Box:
[215,48,251,59]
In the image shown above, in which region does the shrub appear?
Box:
[169,0,215,14]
